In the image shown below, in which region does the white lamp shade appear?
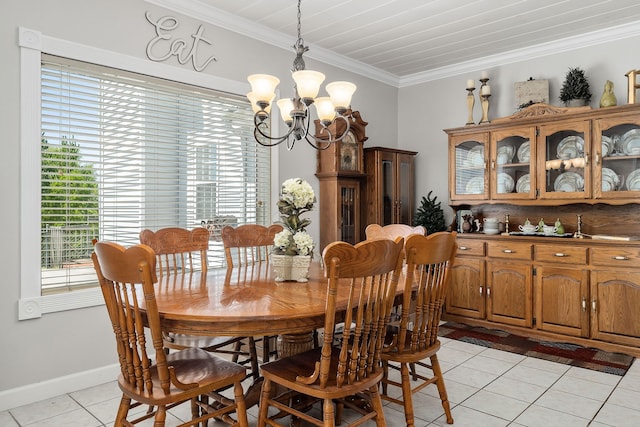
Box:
[314,97,336,122]
[247,74,280,103]
[246,92,272,114]
[326,81,356,109]
[276,98,295,122]
[292,70,325,99]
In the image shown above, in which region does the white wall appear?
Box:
[2,0,638,410]
[399,35,640,226]
[0,0,396,409]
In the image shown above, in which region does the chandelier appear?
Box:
[246,0,356,150]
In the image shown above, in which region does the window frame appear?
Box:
[18,27,280,319]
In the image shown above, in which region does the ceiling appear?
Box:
[149,0,640,87]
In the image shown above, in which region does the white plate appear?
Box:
[517,141,530,163]
[467,145,484,166]
[497,173,514,193]
[626,169,640,190]
[465,176,484,194]
[622,129,640,154]
[557,135,584,159]
[516,174,530,193]
[601,167,621,192]
[497,143,515,165]
[554,172,584,192]
[601,136,613,157]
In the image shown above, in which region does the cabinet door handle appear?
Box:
[592,299,597,312]
[582,298,586,312]
[487,287,491,297]
[459,246,469,251]
[554,253,568,257]
[584,152,589,166]
[502,249,514,254]
[595,152,601,166]
[491,160,495,170]
[613,255,630,261]
[479,286,483,295]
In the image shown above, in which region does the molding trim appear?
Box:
[0,364,120,412]
[146,0,640,88]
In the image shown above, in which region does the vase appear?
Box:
[271,254,311,282]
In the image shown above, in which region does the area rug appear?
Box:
[438,322,635,376]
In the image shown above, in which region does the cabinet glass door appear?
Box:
[380,154,395,225]
[491,127,535,199]
[450,133,489,201]
[593,116,640,199]
[538,121,591,199]
[339,182,359,244]
[397,153,413,224]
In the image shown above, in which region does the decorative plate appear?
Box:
[465,176,484,194]
[557,135,584,159]
[467,145,485,166]
[601,135,613,157]
[516,174,530,193]
[497,173,514,193]
[554,171,584,192]
[601,167,620,192]
[626,168,640,190]
[517,141,530,163]
[622,129,640,154]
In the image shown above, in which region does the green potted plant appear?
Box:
[559,67,592,107]
[414,191,447,235]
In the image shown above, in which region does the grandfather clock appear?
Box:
[315,111,368,251]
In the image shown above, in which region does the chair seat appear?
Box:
[383,333,442,362]
[260,347,384,399]
[118,348,247,405]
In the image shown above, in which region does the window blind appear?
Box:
[40,54,271,294]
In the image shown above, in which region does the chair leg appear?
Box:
[233,380,249,427]
[368,385,387,427]
[431,354,453,424]
[257,378,273,427]
[153,405,167,427]
[400,362,416,427]
[115,394,131,425]
[322,398,335,427]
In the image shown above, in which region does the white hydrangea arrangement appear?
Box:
[273,178,315,256]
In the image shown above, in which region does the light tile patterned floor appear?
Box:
[2,336,639,426]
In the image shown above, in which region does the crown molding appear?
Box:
[147,0,640,89]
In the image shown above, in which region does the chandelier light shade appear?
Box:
[247,0,356,150]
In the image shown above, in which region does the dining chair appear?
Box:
[140,227,260,380]
[221,223,283,362]
[380,231,458,426]
[91,241,248,427]
[256,237,405,427]
[364,223,426,240]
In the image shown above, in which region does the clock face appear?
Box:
[340,132,359,171]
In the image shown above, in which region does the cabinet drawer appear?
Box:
[591,247,640,267]
[456,239,485,256]
[487,241,532,260]
[535,244,587,265]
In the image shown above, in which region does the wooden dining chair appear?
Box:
[364,223,426,240]
[91,241,248,427]
[380,231,458,426]
[140,227,260,380]
[221,223,283,362]
[257,237,405,427]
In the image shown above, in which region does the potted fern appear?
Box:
[559,67,592,107]
[413,191,447,235]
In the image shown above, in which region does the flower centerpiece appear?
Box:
[271,178,315,282]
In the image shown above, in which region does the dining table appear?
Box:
[139,259,408,407]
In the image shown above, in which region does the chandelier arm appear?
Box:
[252,112,297,147]
[302,114,351,150]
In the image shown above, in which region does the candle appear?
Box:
[466,79,475,89]
[481,85,491,95]
[481,70,489,80]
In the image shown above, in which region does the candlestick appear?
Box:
[481,85,491,96]
[465,87,475,125]
[479,93,491,124]
[466,79,475,90]
[480,70,489,80]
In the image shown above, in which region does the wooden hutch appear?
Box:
[444,103,640,357]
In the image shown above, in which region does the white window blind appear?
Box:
[40,54,271,294]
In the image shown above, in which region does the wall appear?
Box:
[399,35,640,226]
[0,0,396,409]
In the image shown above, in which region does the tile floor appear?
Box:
[2,335,639,426]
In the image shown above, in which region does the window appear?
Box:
[39,55,271,294]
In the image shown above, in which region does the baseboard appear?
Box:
[0,363,120,412]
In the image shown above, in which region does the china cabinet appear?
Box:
[444,103,640,357]
[315,111,368,251]
[363,147,417,231]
